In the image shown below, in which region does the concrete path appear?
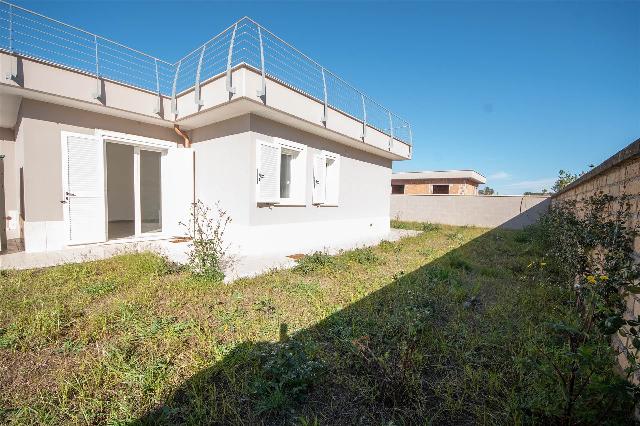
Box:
[0,229,420,282]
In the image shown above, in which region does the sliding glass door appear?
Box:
[140,150,162,233]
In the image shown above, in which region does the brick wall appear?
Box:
[391,178,479,195]
[553,138,640,380]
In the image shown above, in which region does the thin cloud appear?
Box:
[488,171,510,180]
[503,178,555,191]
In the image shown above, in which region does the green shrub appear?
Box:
[181,200,232,282]
[251,340,324,414]
[421,222,441,232]
[294,251,335,275]
[345,247,379,265]
[528,192,640,422]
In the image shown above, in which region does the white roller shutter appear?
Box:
[312,153,326,205]
[256,140,281,204]
[61,133,107,245]
[162,147,194,237]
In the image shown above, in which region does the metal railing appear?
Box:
[0,2,412,145]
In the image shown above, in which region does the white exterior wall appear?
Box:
[10,102,394,256]
[192,114,392,255]
[14,99,179,252]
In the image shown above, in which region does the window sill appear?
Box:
[319,204,339,207]
[274,201,306,207]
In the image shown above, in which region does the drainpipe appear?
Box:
[173,124,191,148]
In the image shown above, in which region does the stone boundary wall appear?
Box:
[553,137,640,380]
[390,194,550,229]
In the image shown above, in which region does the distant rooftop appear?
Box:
[392,170,487,184]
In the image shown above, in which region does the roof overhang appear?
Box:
[392,170,487,184]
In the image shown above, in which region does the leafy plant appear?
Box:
[552,169,584,193]
[529,192,640,422]
[250,340,324,414]
[346,247,379,265]
[181,200,232,281]
[294,251,336,275]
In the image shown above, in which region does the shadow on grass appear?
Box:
[131,226,570,424]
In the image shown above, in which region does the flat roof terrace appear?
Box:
[0,2,412,160]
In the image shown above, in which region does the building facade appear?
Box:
[0,7,412,256]
[391,170,486,196]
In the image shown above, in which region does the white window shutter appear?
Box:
[256,140,281,203]
[325,155,340,205]
[61,133,107,245]
[312,153,326,205]
[162,147,193,237]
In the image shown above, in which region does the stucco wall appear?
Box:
[191,115,253,227]
[0,127,17,247]
[249,115,391,225]
[18,99,178,223]
[391,194,550,229]
[15,99,178,251]
[191,114,392,254]
[11,100,394,255]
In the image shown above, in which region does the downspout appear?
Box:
[173,124,191,148]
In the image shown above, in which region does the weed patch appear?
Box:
[294,251,336,275]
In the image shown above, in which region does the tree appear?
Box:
[479,186,495,195]
[524,189,549,196]
[552,170,583,193]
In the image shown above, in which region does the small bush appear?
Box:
[345,247,379,265]
[421,222,441,232]
[294,251,335,275]
[251,340,324,414]
[181,200,232,282]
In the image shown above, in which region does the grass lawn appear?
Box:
[0,223,617,424]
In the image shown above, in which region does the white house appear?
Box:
[0,3,412,258]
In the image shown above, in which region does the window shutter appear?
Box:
[325,155,340,205]
[256,140,281,203]
[312,153,326,205]
[61,133,107,245]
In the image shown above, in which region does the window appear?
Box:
[313,150,340,206]
[256,138,306,205]
[432,184,449,195]
[391,184,405,194]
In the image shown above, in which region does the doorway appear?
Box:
[105,142,163,240]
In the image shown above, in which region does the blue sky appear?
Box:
[16,0,640,194]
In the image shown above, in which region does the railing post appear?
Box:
[408,122,413,157]
[171,60,181,115]
[92,35,102,99]
[6,4,17,80]
[388,111,394,151]
[153,58,161,114]
[8,4,12,52]
[360,94,367,139]
[256,25,266,98]
[408,122,413,145]
[321,67,328,125]
[226,23,238,95]
[194,44,206,106]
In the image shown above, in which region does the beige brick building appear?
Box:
[391,170,487,195]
